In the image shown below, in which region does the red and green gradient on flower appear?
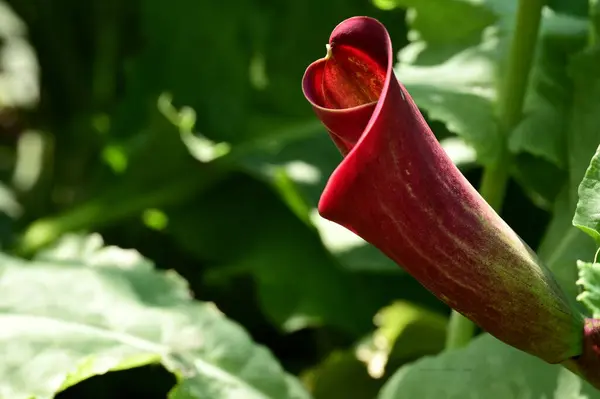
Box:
[302,16,600,388]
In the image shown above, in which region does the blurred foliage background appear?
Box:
[1,0,599,398]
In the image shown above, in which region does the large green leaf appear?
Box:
[378,334,598,399]
[506,16,587,207]
[1,234,309,399]
[567,43,600,207]
[540,45,600,299]
[573,145,600,244]
[374,0,497,44]
[531,0,600,295]
[510,21,587,169]
[386,0,587,171]
[567,47,600,204]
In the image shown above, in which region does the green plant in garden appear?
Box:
[2,0,600,397]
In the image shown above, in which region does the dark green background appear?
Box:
[0,0,591,397]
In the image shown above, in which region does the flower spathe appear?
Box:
[302,16,584,365]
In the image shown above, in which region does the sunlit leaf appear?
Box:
[387,0,587,173]
[1,234,308,399]
[535,45,600,301]
[378,334,597,399]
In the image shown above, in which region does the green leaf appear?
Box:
[389,0,587,168]
[573,145,600,244]
[507,15,587,206]
[395,38,502,164]
[2,234,308,399]
[378,334,597,399]
[510,21,588,169]
[536,45,600,301]
[567,47,600,203]
[373,0,497,44]
[389,0,507,164]
[576,261,600,317]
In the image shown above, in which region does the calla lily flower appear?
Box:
[302,16,599,384]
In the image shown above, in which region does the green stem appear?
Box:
[445,0,545,350]
[497,0,546,134]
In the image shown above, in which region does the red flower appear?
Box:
[302,16,583,365]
